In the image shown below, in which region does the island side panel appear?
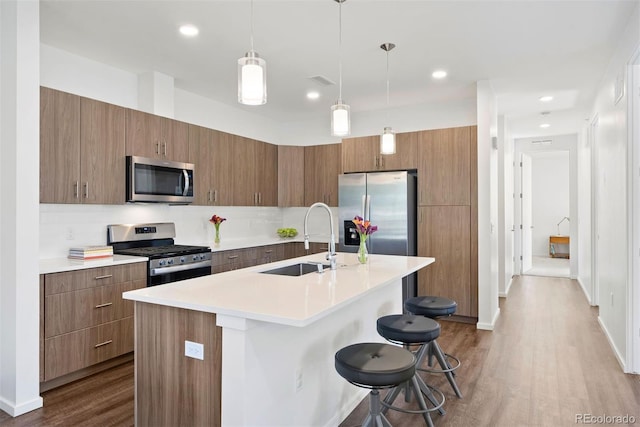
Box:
[134,302,222,427]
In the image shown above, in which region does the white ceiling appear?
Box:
[40,0,638,139]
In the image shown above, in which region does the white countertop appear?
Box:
[39,254,148,275]
[123,252,434,327]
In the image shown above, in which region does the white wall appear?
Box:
[531,151,570,256]
[476,80,500,330]
[0,0,43,416]
[589,2,640,372]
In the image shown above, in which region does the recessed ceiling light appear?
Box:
[540,123,551,128]
[179,24,199,37]
[539,95,553,102]
[306,91,320,100]
[432,70,447,79]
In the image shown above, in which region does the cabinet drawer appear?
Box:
[43,317,134,381]
[45,264,136,295]
[45,280,146,338]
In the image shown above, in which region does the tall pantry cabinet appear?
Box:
[416,126,478,318]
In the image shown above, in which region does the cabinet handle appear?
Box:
[326,194,330,205]
[380,157,385,168]
[213,190,218,203]
[258,192,262,205]
[155,142,160,155]
[94,274,113,280]
[227,255,239,260]
[94,302,113,309]
[94,340,113,348]
[83,182,89,199]
[73,181,79,199]
[265,250,273,254]
[163,141,167,156]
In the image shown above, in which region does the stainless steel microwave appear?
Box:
[126,156,194,203]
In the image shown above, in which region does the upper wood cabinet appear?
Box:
[304,143,341,206]
[417,126,474,206]
[40,87,125,205]
[188,125,233,206]
[125,109,189,162]
[278,146,305,207]
[40,87,81,204]
[229,135,277,206]
[342,132,417,172]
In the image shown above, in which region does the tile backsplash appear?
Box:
[40,204,339,259]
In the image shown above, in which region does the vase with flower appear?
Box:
[352,216,378,264]
[209,214,226,245]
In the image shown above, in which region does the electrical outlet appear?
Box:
[65,227,74,240]
[295,368,303,392]
[185,340,204,360]
[610,292,614,306]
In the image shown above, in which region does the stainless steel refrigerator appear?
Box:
[338,171,417,303]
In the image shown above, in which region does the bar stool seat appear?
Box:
[377,314,446,427]
[404,296,463,398]
[335,342,416,427]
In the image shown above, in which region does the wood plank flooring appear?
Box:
[1,275,639,427]
[341,275,640,427]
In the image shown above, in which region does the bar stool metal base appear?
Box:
[420,340,462,398]
[362,390,392,427]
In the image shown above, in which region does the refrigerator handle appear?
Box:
[361,195,366,219]
[365,195,371,221]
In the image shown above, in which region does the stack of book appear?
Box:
[68,245,113,260]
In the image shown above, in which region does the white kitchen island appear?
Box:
[123,252,434,427]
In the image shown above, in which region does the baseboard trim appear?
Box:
[597,316,627,372]
[499,277,514,298]
[477,307,501,331]
[576,277,593,305]
[0,395,43,417]
[327,388,368,427]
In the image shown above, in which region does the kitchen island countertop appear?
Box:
[123,252,434,327]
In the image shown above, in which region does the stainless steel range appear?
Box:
[107,222,212,286]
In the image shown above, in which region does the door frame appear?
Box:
[520,153,533,274]
[590,114,600,307]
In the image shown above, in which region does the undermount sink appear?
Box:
[260,262,330,277]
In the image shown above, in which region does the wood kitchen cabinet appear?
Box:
[230,135,277,206]
[40,87,125,205]
[188,125,233,206]
[304,143,341,206]
[125,109,189,162]
[417,126,474,206]
[278,146,305,207]
[417,206,472,317]
[40,262,146,389]
[40,86,81,204]
[341,132,418,173]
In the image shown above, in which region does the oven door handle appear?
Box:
[182,170,190,197]
[150,260,211,276]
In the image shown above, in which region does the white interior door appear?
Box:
[521,153,533,273]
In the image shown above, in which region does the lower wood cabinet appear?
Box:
[211,242,328,274]
[40,262,146,385]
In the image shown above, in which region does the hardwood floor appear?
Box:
[1,275,639,427]
[340,275,640,427]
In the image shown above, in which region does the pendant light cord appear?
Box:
[386,48,390,122]
[338,0,343,101]
[250,0,255,52]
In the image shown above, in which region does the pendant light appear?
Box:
[331,0,350,137]
[380,43,396,154]
[238,0,266,105]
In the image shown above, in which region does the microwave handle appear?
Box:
[182,170,190,196]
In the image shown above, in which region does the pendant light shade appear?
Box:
[331,102,350,137]
[238,51,266,105]
[238,0,267,106]
[380,42,396,154]
[331,0,350,137]
[380,127,396,155]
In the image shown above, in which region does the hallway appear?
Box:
[341,275,640,427]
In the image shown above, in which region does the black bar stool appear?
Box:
[376,314,446,427]
[404,296,463,398]
[335,342,416,427]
